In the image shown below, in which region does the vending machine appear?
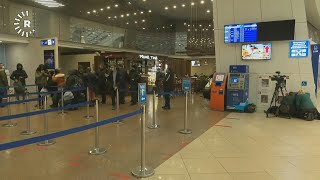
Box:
[226,65,249,111]
[210,73,228,111]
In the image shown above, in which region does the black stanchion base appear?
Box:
[38,140,56,146]
[132,166,155,178]
[21,130,37,135]
[88,147,107,155]
[148,124,160,129]
[2,123,17,128]
[179,129,192,134]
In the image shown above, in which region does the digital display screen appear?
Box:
[191,60,201,67]
[224,23,258,43]
[44,50,55,69]
[242,43,272,60]
[215,75,225,82]
[232,78,239,84]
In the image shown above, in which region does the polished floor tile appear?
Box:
[183,158,227,173]
[189,173,233,180]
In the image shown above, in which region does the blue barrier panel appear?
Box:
[0,97,42,106]
[0,101,91,121]
[0,110,142,151]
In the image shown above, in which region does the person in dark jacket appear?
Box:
[129,65,140,105]
[0,63,8,106]
[10,63,28,100]
[162,68,174,110]
[117,65,128,104]
[83,67,97,104]
[155,68,164,97]
[108,68,118,110]
[97,66,108,104]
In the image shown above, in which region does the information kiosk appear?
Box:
[226,65,249,111]
[210,73,228,111]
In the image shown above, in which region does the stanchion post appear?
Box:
[88,99,107,155]
[84,87,93,120]
[148,90,159,129]
[115,88,123,124]
[132,104,155,178]
[2,96,17,127]
[38,96,56,146]
[59,87,67,115]
[179,91,192,134]
[21,92,36,135]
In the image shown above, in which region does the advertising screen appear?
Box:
[215,75,225,82]
[224,23,258,43]
[44,50,55,69]
[191,60,201,67]
[242,43,272,60]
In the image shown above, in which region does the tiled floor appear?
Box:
[143,113,320,180]
[0,94,227,179]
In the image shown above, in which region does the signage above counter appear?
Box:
[139,55,158,61]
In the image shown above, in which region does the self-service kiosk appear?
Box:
[226,65,249,111]
[210,73,228,111]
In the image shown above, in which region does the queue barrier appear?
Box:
[0,97,42,106]
[0,101,91,122]
[0,109,142,151]
[0,87,87,99]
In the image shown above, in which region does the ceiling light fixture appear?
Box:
[148,10,152,13]
[87,11,90,14]
[200,0,205,4]
[207,9,210,13]
[126,22,129,25]
[107,6,110,9]
[0,41,2,43]
[121,14,124,18]
[182,4,185,7]
[140,11,144,14]
[100,8,104,11]
[134,12,137,15]
[135,21,138,24]
[33,0,64,7]
[142,19,145,22]
[191,2,195,6]
[126,13,130,16]
[114,4,118,7]
[92,10,96,13]
[173,5,177,8]
[165,7,168,10]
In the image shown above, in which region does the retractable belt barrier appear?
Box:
[0,97,42,106]
[0,87,86,99]
[0,84,37,89]
[0,110,142,151]
[158,92,185,96]
[0,101,91,122]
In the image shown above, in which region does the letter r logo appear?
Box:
[24,20,31,28]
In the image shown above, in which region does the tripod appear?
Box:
[265,81,288,118]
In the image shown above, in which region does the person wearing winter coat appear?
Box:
[10,63,28,100]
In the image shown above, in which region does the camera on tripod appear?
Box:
[265,71,290,118]
[270,71,287,87]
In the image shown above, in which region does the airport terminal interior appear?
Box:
[2,0,320,179]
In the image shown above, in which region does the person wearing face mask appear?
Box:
[10,63,28,100]
[162,68,174,110]
[0,63,8,107]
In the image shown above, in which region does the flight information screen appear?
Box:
[224,23,258,43]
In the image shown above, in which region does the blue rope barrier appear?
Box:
[158,92,185,96]
[0,87,87,99]
[0,84,37,89]
[0,101,91,121]
[0,110,142,151]
[0,97,43,106]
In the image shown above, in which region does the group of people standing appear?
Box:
[0,62,175,111]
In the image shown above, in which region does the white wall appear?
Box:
[6,38,58,90]
[213,0,315,106]
[60,54,95,75]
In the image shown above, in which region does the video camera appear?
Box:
[270,71,287,87]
